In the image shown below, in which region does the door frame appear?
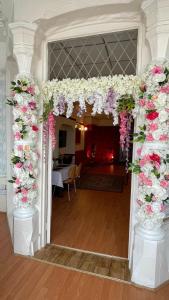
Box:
[41,19,146,264]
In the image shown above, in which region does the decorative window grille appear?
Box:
[48,29,137,80]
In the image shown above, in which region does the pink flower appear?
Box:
[21,106,28,113]
[27,86,35,95]
[14,132,21,140]
[146,133,154,141]
[137,147,142,156]
[15,162,23,168]
[146,101,155,110]
[21,188,28,195]
[32,183,37,190]
[28,101,36,110]
[159,134,168,141]
[139,99,145,107]
[160,204,166,212]
[48,112,56,150]
[160,180,169,188]
[145,205,153,215]
[152,195,157,201]
[139,155,150,167]
[137,199,143,206]
[15,178,21,185]
[149,123,158,131]
[151,66,163,75]
[21,196,28,203]
[138,172,152,186]
[17,145,23,151]
[28,163,33,171]
[160,85,169,94]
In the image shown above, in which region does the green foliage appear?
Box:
[151,167,160,179]
[128,161,141,174]
[145,193,153,202]
[41,97,54,122]
[117,94,135,113]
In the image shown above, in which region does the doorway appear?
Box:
[47,29,137,258]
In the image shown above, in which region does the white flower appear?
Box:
[153,73,166,83]
[158,110,168,122]
[156,93,167,108]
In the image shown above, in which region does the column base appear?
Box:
[131,224,169,288]
[13,207,39,256]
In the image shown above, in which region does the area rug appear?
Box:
[77,174,124,192]
[34,244,130,283]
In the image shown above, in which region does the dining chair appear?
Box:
[75,163,82,179]
[63,165,77,201]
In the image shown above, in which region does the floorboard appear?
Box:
[51,165,130,257]
[0,213,169,299]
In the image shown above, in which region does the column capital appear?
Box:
[141,0,169,59]
[9,22,38,75]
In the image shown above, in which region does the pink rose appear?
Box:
[137,147,142,156]
[139,99,145,107]
[146,133,154,141]
[160,180,169,188]
[145,205,153,215]
[15,178,21,185]
[160,85,169,94]
[15,162,23,168]
[151,66,163,75]
[27,86,35,95]
[159,134,168,141]
[28,163,33,171]
[21,196,28,203]
[149,123,158,131]
[17,145,23,151]
[28,101,36,110]
[32,183,37,190]
[14,132,21,140]
[146,101,155,110]
[21,106,28,113]
[21,188,28,195]
[137,199,143,206]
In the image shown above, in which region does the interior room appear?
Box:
[49,29,136,257]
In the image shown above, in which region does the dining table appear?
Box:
[52,165,71,188]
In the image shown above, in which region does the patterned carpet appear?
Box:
[34,245,130,283]
[77,174,124,192]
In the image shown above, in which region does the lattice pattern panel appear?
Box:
[48,29,137,80]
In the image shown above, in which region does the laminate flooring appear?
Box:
[51,165,130,257]
[0,213,169,299]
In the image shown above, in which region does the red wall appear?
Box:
[85,125,120,163]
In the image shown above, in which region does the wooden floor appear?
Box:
[51,165,130,257]
[1,213,169,299]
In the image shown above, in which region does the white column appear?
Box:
[9,22,39,256]
[9,22,37,76]
[131,0,169,288]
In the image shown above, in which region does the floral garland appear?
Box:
[7,76,39,208]
[131,60,169,228]
[41,75,140,156]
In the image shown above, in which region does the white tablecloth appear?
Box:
[52,166,70,188]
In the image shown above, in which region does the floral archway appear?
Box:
[8,60,169,229]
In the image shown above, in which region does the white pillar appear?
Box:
[9,22,37,76]
[9,22,39,255]
[131,0,169,288]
